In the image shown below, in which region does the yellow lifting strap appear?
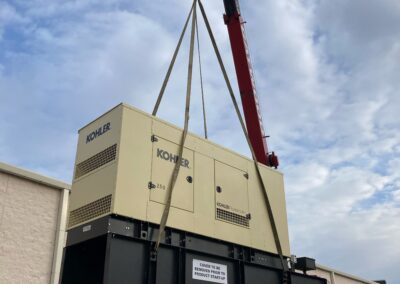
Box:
[154,0,198,252]
[151,0,287,277]
[197,0,287,273]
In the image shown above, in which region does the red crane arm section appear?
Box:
[223,1,278,167]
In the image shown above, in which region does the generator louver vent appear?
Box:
[74,144,117,179]
[68,195,112,228]
[216,208,249,227]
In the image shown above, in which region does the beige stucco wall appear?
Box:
[298,264,378,284]
[0,164,69,284]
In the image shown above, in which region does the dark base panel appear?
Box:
[61,235,107,283]
[60,215,326,284]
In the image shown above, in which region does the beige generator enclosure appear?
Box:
[68,103,290,256]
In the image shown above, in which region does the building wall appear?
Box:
[298,264,378,284]
[0,162,381,284]
[0,165,69,284]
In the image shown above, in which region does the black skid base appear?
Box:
[60,215,326,284]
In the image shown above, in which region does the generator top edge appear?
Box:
[78,102,283,176]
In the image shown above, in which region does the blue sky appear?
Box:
[1,0,399,282]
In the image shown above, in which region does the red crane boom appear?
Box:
[223,0,278,168]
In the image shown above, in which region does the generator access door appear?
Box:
[215,161,250,228]
[149,136,194,212]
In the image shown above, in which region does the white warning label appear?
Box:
[192,259,228,284]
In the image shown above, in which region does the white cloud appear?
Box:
[0,0,399,282]
[0,1,27,40]
[241,0,399,282]
[0,2,25,24]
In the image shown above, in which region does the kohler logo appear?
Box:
[86,122,111,144]
[157,148,190,168]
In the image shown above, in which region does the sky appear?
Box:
[0,0,399,282]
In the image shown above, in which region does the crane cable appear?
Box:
[153,0,197,252]
[197,0,288,276]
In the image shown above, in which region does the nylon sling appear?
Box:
[154,0,198,251]
[198,0,288,275]
[152,2,288,280]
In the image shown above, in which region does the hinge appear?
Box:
[150,248,157,262]
[244,173,249,179]
[151,135,158,142]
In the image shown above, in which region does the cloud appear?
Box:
[0,3,182,179]
[242,0,399,281]
[0,2,27,40]
[0,0,399,282]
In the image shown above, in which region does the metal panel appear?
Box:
[68,194,112,228]
[61,217,326,284]
[244,265,281,283]
[215,161,249,227]
[104,237,147,284]
[66,215,110,247]
[68,103,291,256]
[61,235,107,284]
[150,136,194,212]
[74,144,117,179]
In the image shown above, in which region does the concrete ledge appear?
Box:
[316,263,378,284]
[0,162,71,190]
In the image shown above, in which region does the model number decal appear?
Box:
[82,225,92,232]
[217,202,246,215]
[156,183,166,190]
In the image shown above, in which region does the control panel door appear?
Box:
[215,161,250,228]
[149,136,194,212]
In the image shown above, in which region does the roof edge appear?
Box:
[316,263,378,284]
[0,162,71,190]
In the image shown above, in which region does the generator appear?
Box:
[61,103,328,284]
[67,103,290,255]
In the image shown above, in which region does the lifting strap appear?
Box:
[154,0,198,252]
[152,1,196,116]
[152,1,288,279]
[195,15,208,139]
[197,0,287,274]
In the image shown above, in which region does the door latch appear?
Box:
[148,182,156,190]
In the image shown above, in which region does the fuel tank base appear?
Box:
[60,215,326,284]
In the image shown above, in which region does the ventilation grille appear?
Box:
[75,144,117,179]
[68,195,112,228]
[216,208,250,228]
